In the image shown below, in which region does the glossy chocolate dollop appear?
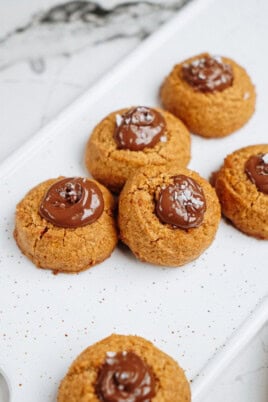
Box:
[115,106,166,151]
[39,177,104,228]
[245,153,268,194]
[156,175,206,229]
[96,351,156,402]
[182,55,233,93]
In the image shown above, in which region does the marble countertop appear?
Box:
[1,1,267,401]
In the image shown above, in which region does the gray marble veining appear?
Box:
[0,0,190,73]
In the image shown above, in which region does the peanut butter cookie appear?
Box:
[85,106,191,193]
[118,165,221,266]
[214,144,268,238]
[14,177,117,273]
[161,53,256,138]
[58,334,191,402]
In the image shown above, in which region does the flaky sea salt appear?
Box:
[106,351,116,357]
[262,154,268,164]
[213,55,222,63]
[115,114,123,126]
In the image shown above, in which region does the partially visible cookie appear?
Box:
[161,53,256,138]
[118,164,221,266]
[214,144,268,238]
[58,334,191,402]
[14,177,118,273]
[85,106,191,193]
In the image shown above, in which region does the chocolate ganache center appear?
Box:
[245,153,268,194]
[39,177,104,228]
[182,55,233,93]
[156,175,206,229]
[96,351,156,402]
[115,106,166,151]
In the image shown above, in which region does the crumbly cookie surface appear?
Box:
[57,334,191,402]
[118,165,221,266]
[85,108,191,193]
[161,53,256,138]
[14,178,118,273]
[215,144,268,238]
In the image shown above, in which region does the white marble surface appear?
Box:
[205,323,268,402]
[0,0,267,401]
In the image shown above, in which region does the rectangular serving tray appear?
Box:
[1,0,268,400]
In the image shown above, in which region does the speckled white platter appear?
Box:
[1,0,268,400]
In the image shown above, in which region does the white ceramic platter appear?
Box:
[1,0,268,400]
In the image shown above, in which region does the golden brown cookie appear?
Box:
[58,334,191,402]
[14,177,118,273]
[118,164,221,266]
[161,53,256,138]
[214,144,268,239]
[85,106,191,193]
